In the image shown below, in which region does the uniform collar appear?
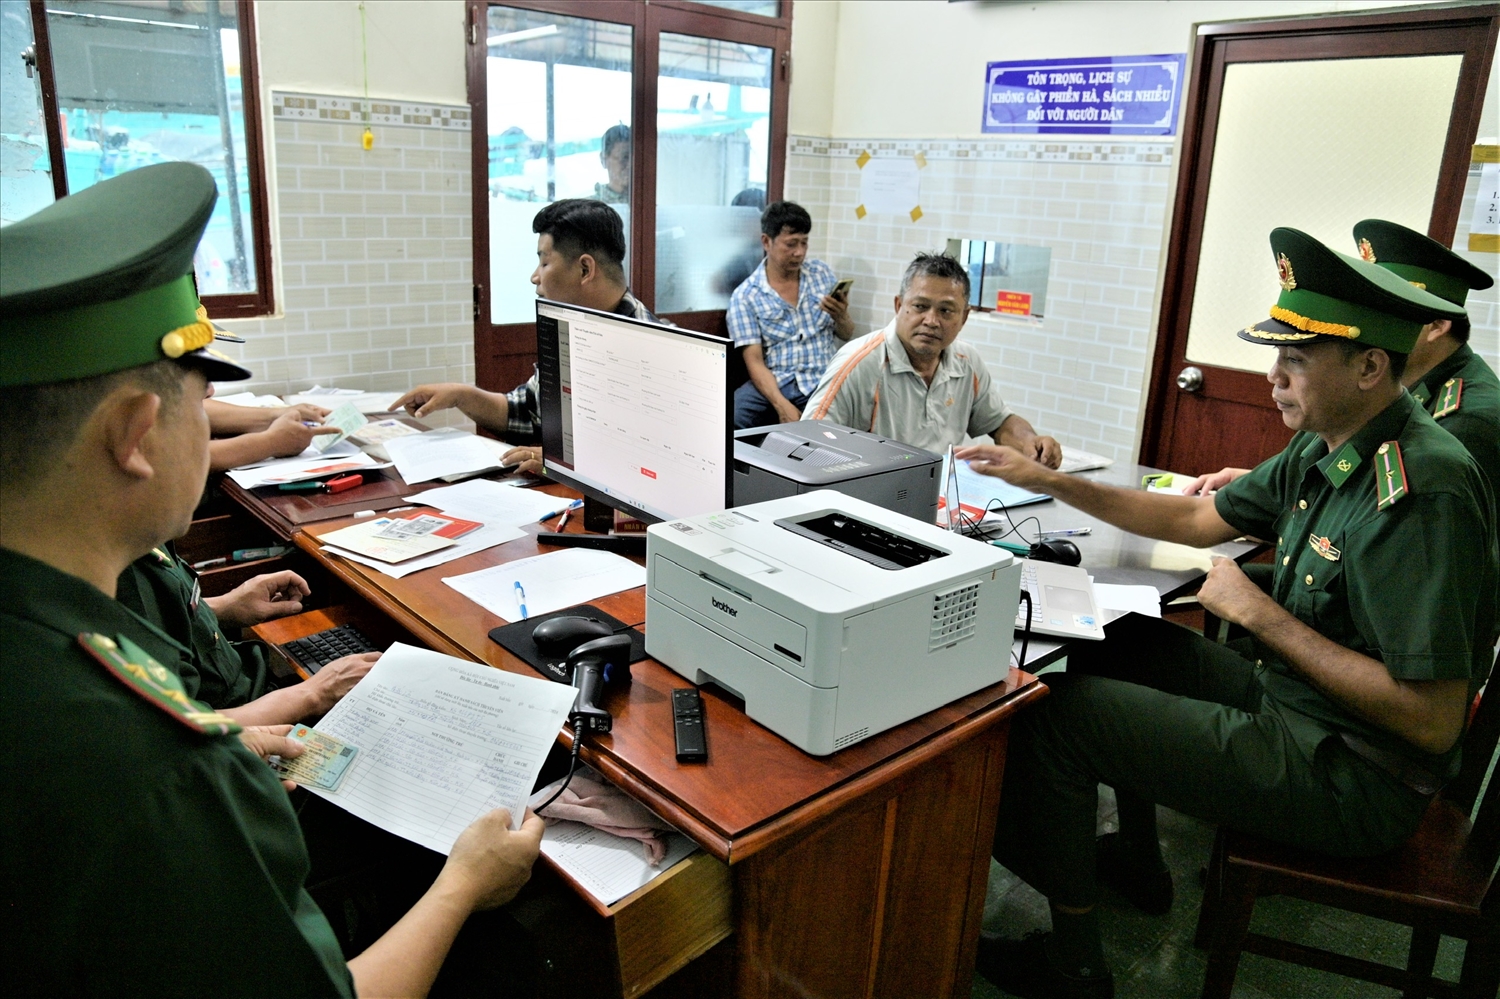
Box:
[0,546,190,662]
[1300,391,1416,489]
[1414,342,1474,400]
[880,319,965,382]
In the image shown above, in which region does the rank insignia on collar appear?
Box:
[150,547,171,565]
[1374,441,1408,511]
[1433,378,1463,419]
[1308,535,1341,561]
[1357,238,1376,263]
[1324,441,1361,488]
[78,632,241,736]
[1411,383,1431,405]
[1277,253,1297,291]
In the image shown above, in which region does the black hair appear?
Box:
[900,251,971,300]
[1449,313,1471,345]
[1331,340,1407,381]
[1,360,185,495]
[732,187,766,210]
[601,124,630,157]
[532,199,626,281]
[760,200,812,240]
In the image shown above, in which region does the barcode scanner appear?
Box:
[565,633,633,734]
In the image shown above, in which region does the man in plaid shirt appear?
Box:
[396,200,660,475]
[727,201,855,428]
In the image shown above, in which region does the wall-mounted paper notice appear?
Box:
[305,644,576,848]
[859,156,921,216]
[1469,160,1499,252]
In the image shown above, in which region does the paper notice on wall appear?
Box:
[858,156,921,216]
[1469,160,1499,252]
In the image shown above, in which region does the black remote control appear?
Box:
[672,688,707,763]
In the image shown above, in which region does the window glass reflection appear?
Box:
[655,32,772,314]
[0,0,54,225]
[487,7,632,324]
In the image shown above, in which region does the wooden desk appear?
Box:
[220,467,444,541]
[235,478,1046,997]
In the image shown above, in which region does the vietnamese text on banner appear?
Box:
[982,54,1185,136]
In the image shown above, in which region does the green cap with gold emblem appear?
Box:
[0,162,252,387]
[1352,218,1494,308]
[1238,228,1466,354]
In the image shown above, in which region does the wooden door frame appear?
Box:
[1140,2,1499,467]
[468,0,793,394]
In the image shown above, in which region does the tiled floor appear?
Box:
[970,786,1471,998]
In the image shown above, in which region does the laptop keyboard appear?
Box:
[282,624,378,674]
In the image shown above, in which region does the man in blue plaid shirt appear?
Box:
[727,201,855,428]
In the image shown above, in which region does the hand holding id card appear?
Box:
[273,724,359,791]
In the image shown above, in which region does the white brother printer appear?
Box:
[645,491,1021,755]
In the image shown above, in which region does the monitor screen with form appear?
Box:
[535,299,731,524]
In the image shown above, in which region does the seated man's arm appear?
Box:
[1198,557,1469,755]
[206,400,330,435]
[222,652,380,726]
[953,443,1241,549]
[395,383,510,433]
[348,808,544,999]
[993,413,1062,469]
[209,411,340,472]
[741,344,802,424]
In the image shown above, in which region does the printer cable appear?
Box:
[1017,589,1033,671]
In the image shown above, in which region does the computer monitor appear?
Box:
[535,298,732,524]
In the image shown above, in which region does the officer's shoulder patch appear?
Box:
[150,547,172,565]
[78,633,240,736]
[1374,441,1409,511]
[1432,378,1463,419]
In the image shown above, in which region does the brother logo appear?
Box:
[710,596,739,617]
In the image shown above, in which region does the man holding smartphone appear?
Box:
[727,201,855,428]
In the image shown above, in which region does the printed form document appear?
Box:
[306,644,576,850]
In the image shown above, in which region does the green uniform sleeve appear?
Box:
[1214,439,1301,541]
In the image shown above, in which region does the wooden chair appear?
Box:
[1194,683,1500,998]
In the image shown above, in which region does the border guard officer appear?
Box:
[957,228,1495,999]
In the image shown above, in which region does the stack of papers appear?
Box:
[287,385,405,415]
[443,549,646,622]
[411,480,568,524]
[305,644,578,846]
[225,450,388,489]
[540,821,699,906]
[1092,583,1163,625]
[317,516,458,564]
[385,429,505,485]
[213,390,286,408]
[1058,446,1114,474]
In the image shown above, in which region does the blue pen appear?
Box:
[536,498,584,523]
[513,580,529,620]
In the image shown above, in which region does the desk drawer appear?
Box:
[607,850,731,996]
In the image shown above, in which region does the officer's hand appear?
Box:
[395,383,472,419]
[206,571,312,629]
[284,402,331,423]
[955,443,1051,489]
[261,410,341,457]
[238,723,303,792]
[439,807,545,912]
[1028,435,1063,469]
[501,445,545,476]
[1197,556,1275,630]
[773,398,804,423]
[1180,467,1250,496]
[305,651,381,713]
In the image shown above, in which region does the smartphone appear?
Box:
[832,278,854,300]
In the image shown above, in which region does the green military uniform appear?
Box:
[115,545,276,708]
[1353,218,1499,530]
[0,163,353,995]
[992,229,1495,919]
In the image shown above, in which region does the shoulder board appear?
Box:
[1432,377,1463,419]
[150,547,172,565]
[78,633,241,736]
[1374,441,1409,512]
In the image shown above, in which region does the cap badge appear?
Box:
[1276,253,1296,292]
[1357,238,1376,263]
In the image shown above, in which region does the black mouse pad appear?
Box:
[488,604,646,682]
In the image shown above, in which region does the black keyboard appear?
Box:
[282,625,378,674]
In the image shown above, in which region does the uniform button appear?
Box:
[1298,499,1307,510]
[1282,556,1290,565]
[1255,659,1263,667]
[1305,574,1314,585]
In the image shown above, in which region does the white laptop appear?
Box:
[1013,559,1105,641]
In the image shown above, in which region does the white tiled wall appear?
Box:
[214,92,475,417]
[785,135,1499,465]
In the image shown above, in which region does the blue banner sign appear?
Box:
[982,54,1186,136]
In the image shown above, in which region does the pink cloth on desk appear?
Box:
[531,769,675,865]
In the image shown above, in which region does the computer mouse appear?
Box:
[1029,539,1082,566]
[532,616,614,659]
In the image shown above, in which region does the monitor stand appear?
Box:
[536,531,646,556]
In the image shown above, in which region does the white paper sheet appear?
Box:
[306,644,576,849]
[309,401,369,453]
[322,521,527,578]
[224,450,387,488]
[859,156,921,215]
[538,821,700,906]
[213,390,286,408]
[385,430,503,485]
[443,549,646,622]
[1093,583,1163,625]
[1058,446,1114,474]
[288,386,404,415]
[411,480,572,526]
